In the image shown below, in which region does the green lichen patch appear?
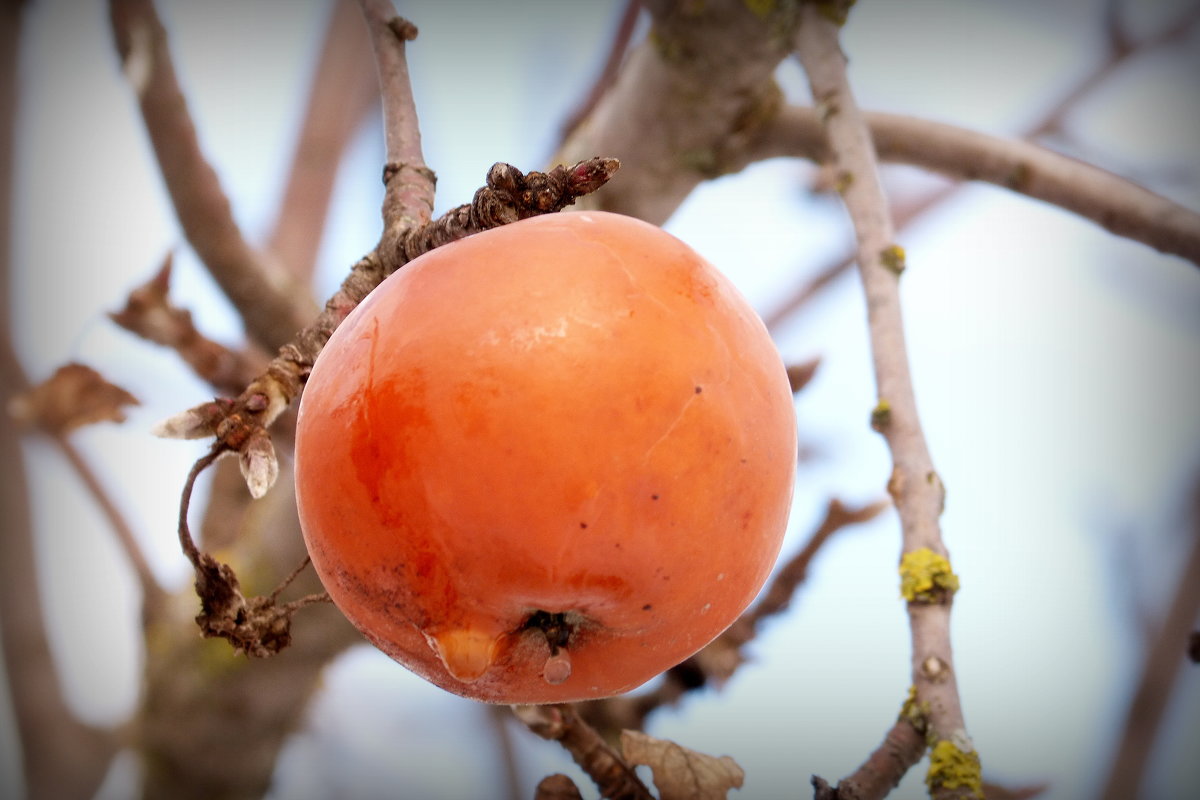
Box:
[926,738,984,798]
[880,243,906,275]
[899,547,959,603]
[870,398,891,432]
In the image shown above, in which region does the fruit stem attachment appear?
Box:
[525,611,575,685]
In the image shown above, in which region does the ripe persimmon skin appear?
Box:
[295,211,796,703]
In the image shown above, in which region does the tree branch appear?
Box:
[109,254,265,395]
[108,0,315,352]
[748,106,1200,265]
[556,0,797,224]
[760,8,1200,334]
[268,0,378,281]
[578,497,888,736]
[0,5,119,795]
[513,704,654,800]
[812,717,926,800]
[56,436,167,622]
[1100,478,1200,799]
[155,159,619,500]
[558,0,643,143]
[795,6,978,798]
[356,0,432,235]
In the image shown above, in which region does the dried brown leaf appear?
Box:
[621,730,745,800]
[7,363,139,435]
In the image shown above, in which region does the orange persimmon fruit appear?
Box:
[295,211,796,703]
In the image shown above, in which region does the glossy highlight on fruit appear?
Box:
[295,211,796,703]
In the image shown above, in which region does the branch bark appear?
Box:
[268,0,378,281]
[794,6,977,798]
[747,106,1200,265]
[0,4,119,796]
[1100,481,1200,799]
[108,0,316,352]
[556,0,798,225]
[514,704,654,800]
[356,0,433,237]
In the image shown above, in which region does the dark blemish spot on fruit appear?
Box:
[580,522,588,529]
[651,494,660,501]
[694,385,703,394]
[642,604,652,611]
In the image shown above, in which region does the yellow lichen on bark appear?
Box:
[899,547,959,603]
[927,738,984,798]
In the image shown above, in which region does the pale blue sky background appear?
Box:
[5,1,1200,798]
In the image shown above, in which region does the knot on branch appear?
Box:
[192,553,294,658]
[386,16,418,42]
[381,160,436,188]
[189,549,329,658]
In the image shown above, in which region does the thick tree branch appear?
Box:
[746,106,1200,265]
[268,0,378,281]
[795,6,978,798]
[0,5,119,796]
[556,0,797,224]
[108,0,315,352]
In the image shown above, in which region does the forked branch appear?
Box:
[795,5,979,797]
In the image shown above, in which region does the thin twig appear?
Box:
[107,0,315,352]
[761,7,1200,333]
[109,254,265,395]
[1028,0,1199,138]
[812,717,926,800]
[763,183,957,333]
[155,159,620,496]
[752,106,1200,265]
[487,704,525,800]
[513,704,654,800]
[579,497,888,736]
[56,437,167,621]
[356,0,433,233]
[178,445,224,568]
[268,555,313,603]
[558,0,643,142]
[745,499,890,632]
[1100,481,1200,799]
[268,0,378,281]
[795,6,976,799]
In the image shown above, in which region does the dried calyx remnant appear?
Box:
[524,611,576,685]
[164,158,620,658]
